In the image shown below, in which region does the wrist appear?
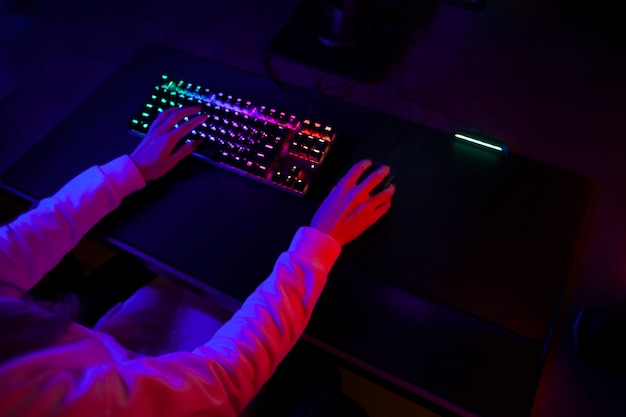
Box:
[308,225,342,247]
[293,226,342,264]
[128,154,148,182]
[101,155,147,193]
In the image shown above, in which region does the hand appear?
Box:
[311,160,396,246]
[130,106,208,181]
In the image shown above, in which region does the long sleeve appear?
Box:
[0,155,145,294]
[0,226,342,417]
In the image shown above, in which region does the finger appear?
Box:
[171,138,201,163]
[161,106,203,133]
[359,165,390,194]
[345,203,383,232]
[370,183,396,207]
[374,200,392,216]
[339,160,372,189]
[351,194,391,227]
[164,114,208,150]
[147,106,181,134]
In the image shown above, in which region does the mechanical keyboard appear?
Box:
[129,74,336,196]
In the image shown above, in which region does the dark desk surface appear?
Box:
[1,44,588,417]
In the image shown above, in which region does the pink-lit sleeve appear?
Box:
[109,227,341,417]
[0,155,146,295]
[6,227,341,417]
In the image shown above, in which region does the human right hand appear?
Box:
[310,160,395,246]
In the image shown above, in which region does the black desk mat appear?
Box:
[1,44,589,417]
[1,43,588,341]
[342,133,589,341]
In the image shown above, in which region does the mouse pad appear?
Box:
[340,134,589,340]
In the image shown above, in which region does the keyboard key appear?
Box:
[272,170,285,185]
[284,175,295,187]
[288,165,301,176]
[310,148,322,162]
[293,179,306,192]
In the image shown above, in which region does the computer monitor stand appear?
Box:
[266,0,421,83]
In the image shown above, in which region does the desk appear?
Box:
[0,44,588,417]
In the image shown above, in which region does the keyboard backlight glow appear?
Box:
[454,133,503,152]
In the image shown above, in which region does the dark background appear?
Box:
[1,0,625,416]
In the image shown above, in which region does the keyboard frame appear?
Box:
[129,74,337,197]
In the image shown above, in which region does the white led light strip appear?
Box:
[454,133,503,152]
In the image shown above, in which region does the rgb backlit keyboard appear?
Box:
[129,75,336,196]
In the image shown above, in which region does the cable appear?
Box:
[384,78,473,131]
[376,13,477,133]
[315,73,359,96]
[380,85,412,163]
[261,50,314,118]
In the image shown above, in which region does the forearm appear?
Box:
[0,155,145,293]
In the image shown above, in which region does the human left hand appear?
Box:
[130,106,208,181]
